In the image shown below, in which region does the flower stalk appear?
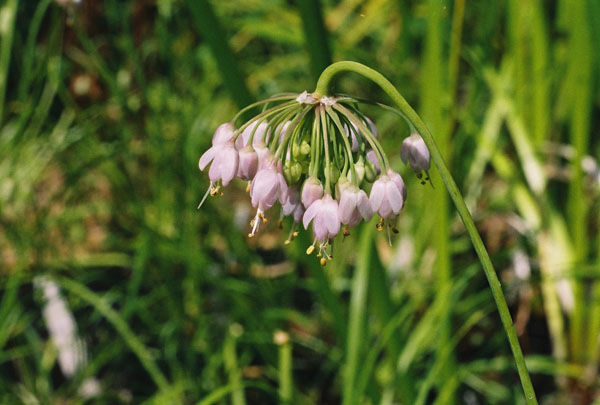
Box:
[314,61,537,404]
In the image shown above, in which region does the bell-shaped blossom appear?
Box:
[401,134,430,172]
[301,177,323,208]
[199,140,239,186]
[369,173,406,219]
[236,121,269,150]
[237,146,259,181]
[387,168,407,201]
[303,194,340,241]
[282,185,304,223]
[338,184,373,226]
[212,122,235,145]
[250,157,288,211]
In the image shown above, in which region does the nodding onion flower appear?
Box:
[198,91,430,265]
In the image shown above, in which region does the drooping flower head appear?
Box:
[198,90,425,263]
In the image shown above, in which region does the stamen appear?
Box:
[197,184,213,209]
[210,185,221,196]
[343,225,350,237]
[306,245,315,255]
[284,224,298,245]
[248,210,263,238]
[387,222,392,246]
[320,258,327,266]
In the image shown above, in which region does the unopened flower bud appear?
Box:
[329,166,340,185]
[284,161,303,185]
[237,146,259,181]
[364,159,378,183]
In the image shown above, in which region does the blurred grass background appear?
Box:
[0,0,599,403]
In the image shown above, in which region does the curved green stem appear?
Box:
[315,61,537,404]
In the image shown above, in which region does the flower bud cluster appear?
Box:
[198,91,429,264]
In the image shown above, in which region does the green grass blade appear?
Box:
[187,0,253,109]
[296,0,332,82]
[55,276,171,393]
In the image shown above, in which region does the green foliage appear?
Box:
[0,0,598,404]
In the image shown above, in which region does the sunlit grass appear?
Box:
[0,0,598,404]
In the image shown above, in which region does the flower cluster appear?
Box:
[198,91,430,265]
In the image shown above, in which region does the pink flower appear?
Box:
[345,117,378,152]
[237,146,259,181]
[366,149,381,173]
[387,169,407,201]
[212,122,235,145]
[369,173,406,219]
[276,120,292,144]
[282,186,304,223]
[338,184,373,226]
[365,116,378,138]
[250,157,288,211]
[302,194,340,241]
[401,134,430,172]
[236,121,269,150]
[301,177,323,208]
[198,140,239,187]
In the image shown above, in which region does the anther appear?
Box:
[306,245,315,255]
[277,219,283,229]
[320,258,327,266]
[343,226,350,237]
[246,183,250,193]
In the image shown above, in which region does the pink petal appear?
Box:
[386,182,404,214]
[208,156,221,182]
[313,215,328,241]
[338,192,356,224]
[199,146,216,171]
[357,191,373,220]
[302,199,321,229]
[220,147,239,186]
[369,178,385,211]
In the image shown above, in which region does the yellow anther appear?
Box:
[306,245,315,255]
[328,256,333,261]
[293,231,299,237]
[277,219,283,229]
[246,184,250,192]
[320,258,327,266]
[316,253,322,258]
[250,219,255,227]
[248,233,254,238]
[284,240,291,245]
[343,226,350,237]
[220,192,224,196]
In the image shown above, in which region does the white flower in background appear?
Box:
[34,277,101,398]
